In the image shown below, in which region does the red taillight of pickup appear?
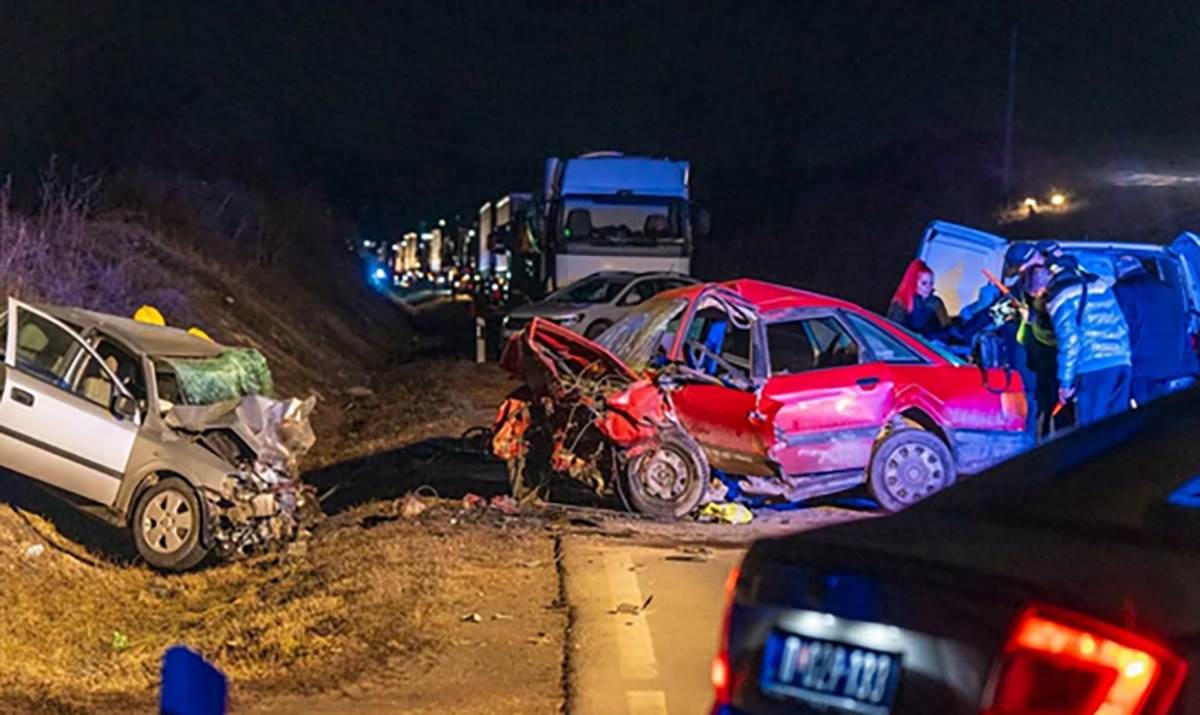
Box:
[711,566,741,712]
[984,605,1187,715]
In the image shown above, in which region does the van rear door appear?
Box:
[1168,231,1200,334]
[916,221,1007,317]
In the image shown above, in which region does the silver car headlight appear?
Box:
[556,313,584,326]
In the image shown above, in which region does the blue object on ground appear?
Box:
[1168,475,1200,509]
[161,646,227,715]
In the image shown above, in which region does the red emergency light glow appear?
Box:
[711,566,741,708]
[985,605,1187,715]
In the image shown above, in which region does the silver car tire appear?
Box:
[132,477,210,572]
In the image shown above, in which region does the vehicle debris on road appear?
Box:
[699,501,754,525]
[397,493,429,519]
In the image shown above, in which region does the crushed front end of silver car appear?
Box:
[165,395,319,557]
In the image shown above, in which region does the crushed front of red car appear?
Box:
[492,317,680,495]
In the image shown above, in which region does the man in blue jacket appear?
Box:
[1024,258,1132,426]
[1113,255,1197,405]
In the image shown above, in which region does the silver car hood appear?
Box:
[164,395,317,475]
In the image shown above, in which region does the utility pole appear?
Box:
[1001,25,1019,201]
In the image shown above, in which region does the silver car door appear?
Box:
[0,299,139,506]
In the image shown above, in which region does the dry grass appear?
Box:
[0,504,438,712]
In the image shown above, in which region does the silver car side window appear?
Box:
[13,310,85,386]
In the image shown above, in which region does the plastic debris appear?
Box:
[461,613,482,623]
[665,553,708,563]
[398,493,429,519]
[111,631,130,651]
[488,494,518,515]
[23,543,44,558]
[609,595,653,616]
[461,493,486,510]
[700,501,754,525]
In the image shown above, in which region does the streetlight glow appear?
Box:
[1050,192,1066,207]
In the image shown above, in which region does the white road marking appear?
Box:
[604,550,660,681]
[625,689,669,715]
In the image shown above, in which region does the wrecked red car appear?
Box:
[493,279,1032,517]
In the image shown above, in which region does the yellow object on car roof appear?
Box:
[133,305,166,326]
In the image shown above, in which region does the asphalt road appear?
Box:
[562,536,745,715]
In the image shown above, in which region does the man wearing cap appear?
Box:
[1113,254,1195,405]
[1002,242,1061,436]
[1023,257,1132,427]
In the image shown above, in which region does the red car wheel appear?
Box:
[868,429,955,512]
[623,427,708,519]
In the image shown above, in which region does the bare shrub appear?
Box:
[0,163,186,316]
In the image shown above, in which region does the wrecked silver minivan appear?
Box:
[0,298,317,571]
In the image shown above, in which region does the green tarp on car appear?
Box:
[164,348,274,405]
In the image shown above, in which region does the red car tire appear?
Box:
[868,429,956,512]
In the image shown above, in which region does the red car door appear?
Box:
[668,289,773,476]
[756,313,894,476]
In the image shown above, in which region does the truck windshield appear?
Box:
[562,197,685,247]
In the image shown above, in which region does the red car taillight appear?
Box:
[711,566,741,708]
[984,605,1187,715]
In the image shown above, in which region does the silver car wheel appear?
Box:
[141,489,195,555]
[882,443,947,505]
[639,447,691,501]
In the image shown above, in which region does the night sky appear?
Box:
[1,2,1197,237]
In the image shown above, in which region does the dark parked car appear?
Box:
[713,387,1200,714]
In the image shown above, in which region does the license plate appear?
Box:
[760,630,901,714]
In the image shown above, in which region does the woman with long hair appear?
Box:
[886,259,949,337]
